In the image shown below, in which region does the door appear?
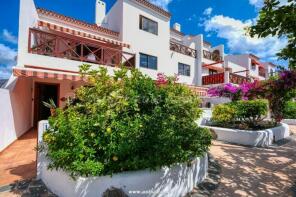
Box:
[34,83,59,125]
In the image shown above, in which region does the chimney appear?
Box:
[173,23,181,32]
[96,0,106,26]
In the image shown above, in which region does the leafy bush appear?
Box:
[41,67,212,177]
[234,99,268,126]
[211,99,269,129]
[284,101,296,119]
[212,104,236,123]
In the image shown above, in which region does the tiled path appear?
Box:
[0,129,37,187]
[0,126,296,197]
[210,127,296,197]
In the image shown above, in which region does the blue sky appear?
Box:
[0,0,287,78]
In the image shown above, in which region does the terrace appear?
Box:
[203,50,223,62]
[170,40,197,58]
[202,72,250,85]
[28,28,136,68]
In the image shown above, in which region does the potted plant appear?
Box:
[43,99,57,116]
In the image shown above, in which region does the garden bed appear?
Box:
[200,122,290,147]
[36,69,212,197]
[38,121,208,197]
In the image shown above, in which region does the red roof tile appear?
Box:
[134,0,171,18]
[37,8,119,37]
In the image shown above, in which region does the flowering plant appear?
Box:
[208,82,257,101]
[248,70,296,121]
[209,70,296,122]
[155,73,179,86]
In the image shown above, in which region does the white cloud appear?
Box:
[2,29,18,44]
[0,43,17,79]
[203,7,213,16]
[249,0,288,8]
[0,66,13,79]
[203,15,287,61]
[149,0,173,10]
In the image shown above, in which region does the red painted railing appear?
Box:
[28,28,135,68]
[202,73,250,85]
[202,73,224,85]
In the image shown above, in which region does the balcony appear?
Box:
[28,28,135,68]
[202,73,250,85]
[202,73,224,85]
[203,50,222,62]
[170,40,197,58]
[229,73,251,84]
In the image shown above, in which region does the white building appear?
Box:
[0,0,275,151]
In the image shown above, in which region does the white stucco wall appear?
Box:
[121,0,171,79]
[0,78,33,152]
[200,123,290,147]
[17,0,39,69]
[226,61,247,77]
[170,51,197,85]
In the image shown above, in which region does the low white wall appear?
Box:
[37,121,208,197]
[282,119,296,125]
[0,89,16,151]
[201,123,290,147]
[0,78,32,152]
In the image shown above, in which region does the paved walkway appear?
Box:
[0,126,295,196]
[0,129,37,187]
[210,126,296,197]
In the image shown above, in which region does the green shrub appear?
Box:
[234,99,268,126]
[212,103,236,123]
[211,99,268,127]
[42,67,212,177]
[284,101,296,119]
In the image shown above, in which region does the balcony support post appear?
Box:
[224,67,231,84]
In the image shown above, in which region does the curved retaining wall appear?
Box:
[282,119,296,125]
[37,121,208,197]
[201,123,290,147]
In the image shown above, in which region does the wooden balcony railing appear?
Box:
[28,28,135,68]
[229,73,250,84]
[202,73,224,85]
[202,73,250,85]
[203,50,222,62]
[170,40,197,58]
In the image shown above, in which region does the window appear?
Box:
[178,63,190,76]
[251,63,256,70]
[270,69,274,76]
[209,69,218,75]
[140,53,158,70]
[139,15,158,35]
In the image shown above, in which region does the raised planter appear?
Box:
[37,121,208,197]
[200,123,290,147]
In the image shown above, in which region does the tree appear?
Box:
[248,0,296,68]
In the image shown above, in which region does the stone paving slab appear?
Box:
[1,126,295,197]
[209,135,296,196]
[0,179,57,197]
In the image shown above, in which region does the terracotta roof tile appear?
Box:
[170,28,184,36]
[134,0,171,18]
[37,8,119,37]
